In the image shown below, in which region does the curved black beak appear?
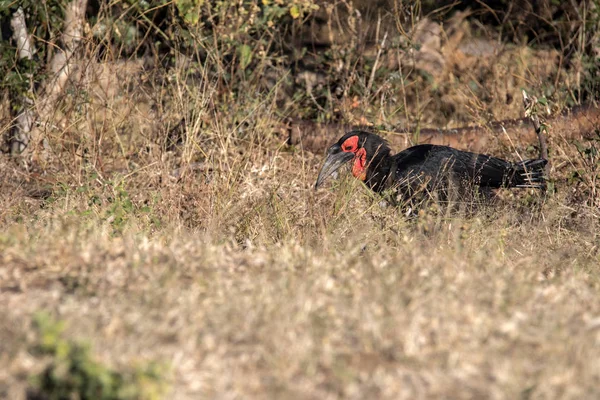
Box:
[314,145,354,189]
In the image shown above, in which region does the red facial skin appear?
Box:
[341,136,367,181]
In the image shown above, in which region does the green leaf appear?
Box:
[176,0,203,26]
[239,44,253,70]
[290,5,300,19]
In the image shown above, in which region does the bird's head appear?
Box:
[315,131,391,189]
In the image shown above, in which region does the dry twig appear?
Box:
[522,90,551,179]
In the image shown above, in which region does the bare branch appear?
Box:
[287,105,599,156]
[10,8,35,60]
[522,90,551,180]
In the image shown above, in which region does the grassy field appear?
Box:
[1,2,600,399]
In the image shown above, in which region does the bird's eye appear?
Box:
[341,135,359,152]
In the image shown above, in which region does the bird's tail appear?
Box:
[510,159,548,189]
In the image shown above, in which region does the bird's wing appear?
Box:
[455,151,514,187]
[388,145,437,186]
[396,146,514,187]
[392,145,435,169]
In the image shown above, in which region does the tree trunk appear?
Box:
[8,0,89,159]
[9,7,35,154]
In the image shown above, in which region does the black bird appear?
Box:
[315,130,547,208]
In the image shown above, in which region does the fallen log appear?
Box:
[287,105,600,154]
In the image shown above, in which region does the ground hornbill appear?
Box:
[315,130,547,210]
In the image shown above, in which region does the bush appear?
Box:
[29,312,166,400]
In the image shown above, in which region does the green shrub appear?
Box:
[30,312,166,400]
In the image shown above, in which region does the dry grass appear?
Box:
[1,4,600,398]
[2,121,600,399]
[1,174,600,399]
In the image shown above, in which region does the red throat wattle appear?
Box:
[352,148,367,181]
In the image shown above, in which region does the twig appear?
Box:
[522,90,551,179]
[367,24,388,95]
